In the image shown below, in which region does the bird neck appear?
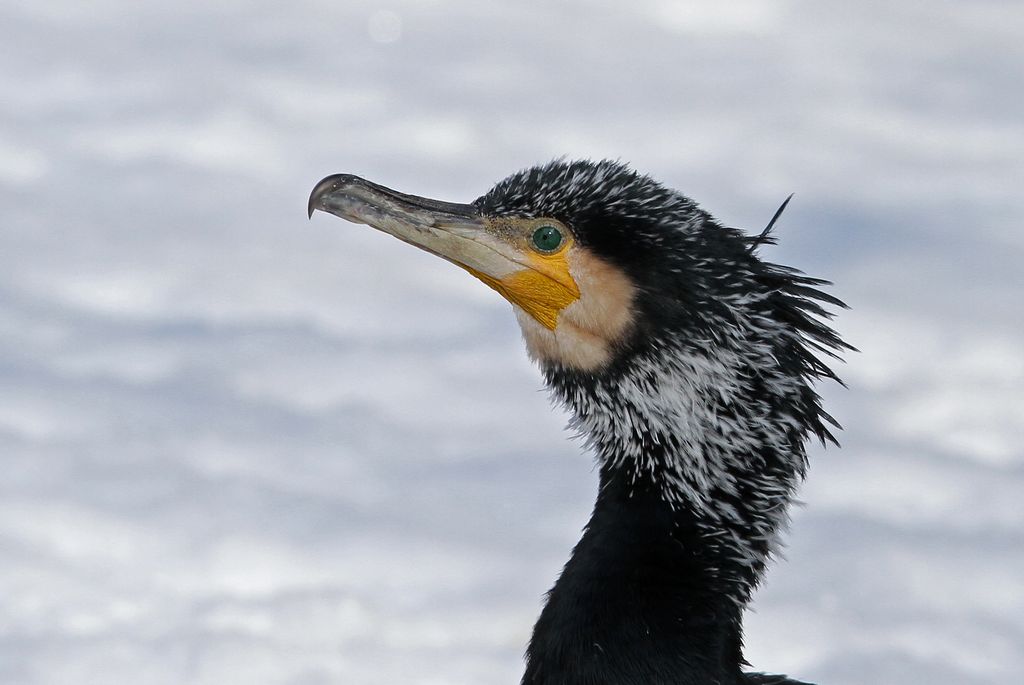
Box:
[542,342,809,597]
[522,465,748,685]
[523,344,816,684]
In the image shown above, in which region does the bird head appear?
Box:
[310,159,849,581]
[311,160,736,372]
[309,158,843,380]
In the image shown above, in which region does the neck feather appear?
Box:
[522,463,750,685]
[543,337,814,599]
[523,342,814,684]
[523,268,845,683]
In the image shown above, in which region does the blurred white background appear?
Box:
[1,1,1022,684]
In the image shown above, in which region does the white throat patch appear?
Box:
[514,248,637,372]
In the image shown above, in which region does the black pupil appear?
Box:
[533,225,562,252]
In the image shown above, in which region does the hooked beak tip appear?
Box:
[307,174,352,220]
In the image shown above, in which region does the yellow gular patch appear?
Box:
[467,256,580,330]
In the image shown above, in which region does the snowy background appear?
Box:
[2,1,1022,684]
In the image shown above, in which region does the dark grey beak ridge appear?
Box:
[307,174,480,226]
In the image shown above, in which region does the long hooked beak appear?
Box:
[308,174,517,277]
[308,174,579,330]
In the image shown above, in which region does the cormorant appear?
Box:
[308,159,850,685]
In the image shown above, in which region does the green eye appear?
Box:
[531,225,564,252]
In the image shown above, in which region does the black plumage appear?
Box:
[309,159,852,685]
[476,160,850,685]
